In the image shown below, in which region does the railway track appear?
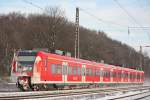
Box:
[107,90,150,100]
[0,85,149,100]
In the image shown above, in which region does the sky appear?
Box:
[1,0,150,55]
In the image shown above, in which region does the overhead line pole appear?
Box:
[75,7,79,58]
[139,46,142,70]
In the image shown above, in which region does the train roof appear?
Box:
[37,51,144,73]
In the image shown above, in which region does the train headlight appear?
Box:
[28,67,32,71]
[22,67,28,71]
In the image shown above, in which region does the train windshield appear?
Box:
[16,51,37,72]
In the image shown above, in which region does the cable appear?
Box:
[79,8,128,28]
[113,0,140,26]
[22,0,44,11]
[113,0,150,40]
[22,0,129,31]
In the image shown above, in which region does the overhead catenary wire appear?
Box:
[113,0,150,40]
[22,0,44,11]
[22,0,129,31]
[22,0,150,39]
[79,7,128,28]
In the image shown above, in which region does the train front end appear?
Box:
[11,50,37,91]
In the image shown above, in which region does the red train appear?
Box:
[11,50,144,91]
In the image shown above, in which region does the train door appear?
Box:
[41,57,48,81]
[93,67,100,82]
[62,62,68,83]
[82,65,86,83]
[110,69,113,83]
[100,68,103,82]
[128,71,130,82]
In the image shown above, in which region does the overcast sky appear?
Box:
[1,0,150,54]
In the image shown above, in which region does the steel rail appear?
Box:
[0,86,149,100]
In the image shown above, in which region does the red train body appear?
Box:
[11,50,144,91]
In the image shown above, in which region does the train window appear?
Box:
[140,74,141,79]
[113,72,117,78]
[86,68,89,76]
[118,72,121,78]
[134,74,136,79]
[130,74,132,79]
[89,68,92,76]
[73,67,77,75]
[124,73,128,78]
[68,66,72,75]
[51,64,62,74]
[103,71,105,77]
[108,71,110,78]
[130,73,133,79]
[57,65,62,74]
[51,64,56,74]
[86,68,92,76]
[107,71,110,78]
[141,74,144,80]
[103,71,106,77]
[77,67,81,75]
[137,74,140,79]
[121,73,124,78]
[103,71,110,78]
[93,69,96,76]
[95,69,99,76]
[126,73,128,78]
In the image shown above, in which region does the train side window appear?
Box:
[124,72,127,78]
[94,69,99,76]
[51,64,56,74]
[113,72,117,78]
[96,69,99,76]
[93,69,96,76]
[89,68,92,76]
[103,71,105,77]
[131,74,133,79]
[73,67,77,75]
[57,64,62,74]
[86,68,92,76]
[118,72,121,78]
[107,71,110,78]
[138,74,140,79]
[68,66,72,75]
[105,71,110,78]
[78,67,81,75]
[130,73,133,79]
[125,73,129,78]
[86,68,88,76]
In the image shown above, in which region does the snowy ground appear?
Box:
[0,80,19,92]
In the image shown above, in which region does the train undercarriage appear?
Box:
[16,76,100,91]
[16,76,143,91]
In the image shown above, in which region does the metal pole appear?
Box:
[77,8,80,58]
[75,7,79,58]
[139,46,142,70]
